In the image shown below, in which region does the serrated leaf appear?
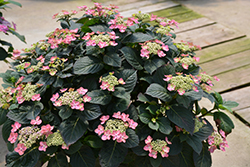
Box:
[113,87,131,100]
[58,106,73,120]
[150,156,162,167]
[99,141,128,167]
[2,119,14,142]
[186,135,202,154]
[193,119,213,141]
[193,144,212,167]
[167,105,195,134]
[139,113,151,124]
[157,117,173,135]
[103,52,121,67]
[219,101,239,113]
[122,32,154,43]
[145,83,172,102]
[118,69,137,93]
[87,90,112,105]
[6,148,40,167]
[82,103,102,120]
[73,56,104,75]
[121,129,139,148]
[0,108,8,125]
[148,121,159,131]
[70,145,96,167]
[19,101,44,120]
[153,65,175,87]
[7,110,30,124]
[144,58,165,74]
[59,116,88,145]
[64,140,83,155]
[89,23,112,33]
[120,46,143,70]
[84,135,103,148]
[214,112,234,133]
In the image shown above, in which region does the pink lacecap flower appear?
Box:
[50,93,59,102]
[175,126,182,132]
[60,88,68,93]
[118,78,125,85]
[167,84,176,91]
[11,122,21,133]
[128,119,138,129]
[41,124,54,137]
[100,115,110,124]
[8,132,18,144]
[182,63,189,70]
[116,132,128,143]
[111,130,122,141]
[54,100,62,107]
[98,41,109,48]
[109,41,118,46]
[112,111,121,119]
[208,145,217,153]
[213,76,220,81]
[14,143,27,155]
[71,100,81,110]
[16,96,25,104]
[27,68,34,74]
[86,39,96,46]
[101,130,111,141]
[174,57,181,63]
[95,125,105,135]
[42,66,50,71]
[120,113,130,122]
[163,75,172,82]
[39,141,48,152]
[77,87,88,95]
[30,116,42,125]
[158,50,166,58]
[100,81,109,90]
[177,88,185,95]
[62,143,70,150]
[83,95,91,102]
[162,45,169,51]
[144,143,153,152]
[31,94,41,101]
[192,86,199,92]
[219,129,226,138]
[149,150,158,159]
[145,136,153,144]
[78,103,84,111]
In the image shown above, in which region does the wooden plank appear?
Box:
[174,18,216,33]
[169,11,203,23]
[221,86,250,111]
[175,24,246,48]
[197,37,250,64]
[200,49,250,76]
[213,65,250,92]
[120,1,179,18]
[150,5,191,17]
[234,107,250,123]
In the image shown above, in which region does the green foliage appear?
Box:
[0,3,238,167]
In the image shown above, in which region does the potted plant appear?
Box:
[0,3,238,167]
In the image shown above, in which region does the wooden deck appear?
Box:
[117,0,250,124]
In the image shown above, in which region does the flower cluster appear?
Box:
[164,73,195,95]
[197,72,219,92]
[174,40,201,53]
[174,54,200,70]
[95,112,138,143]
[150,14,179,28]
[143,136,171,159]
[24,41,50,52]
[208,129,229,153]
[46,130,68,149]
[52,10,78,20]
[41,56,67,76]
[14,83,42,104]
[108,14,139,33]
[139,39,169,59]
[99,72,125,91]
[47,28,79,49]
[0,16,16,33]
[83,31,119,48]
[50,87,91,110]
[0,87,15,109]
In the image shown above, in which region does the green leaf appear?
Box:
[120,46,143,70]
[8,29,26,43]
[70,145,96,167]
[212,91,223,106]
[99,141,128,167]
[2,119,14,142]
[193,144,212,167]
[113,87,131,99]
[82,103,102,121]
[48,152,68,167]
[103,52,121,67]
[136,124,152,141]
[87,90,112,105]
[6,148,40,167]
[131,145,148,156]
[122,32,154,43]
[118,69,137,93]
[58,106,73,120]
[123,104,138,121]
[121,129,139,148]
[137,93,155,103]
[84,135,103,148]
[134,156,151,167]
[145,83,172,102]
[139,113,151,124]
[112,98,130,112]
[153,65,175,87]
[53,77,64,88]
[186,135,202,154]
[219,101,239,113]
[157,117,173,135]
[7,110,30,124]
[64,140,83,155]
[7,0,22,7]
[89,23,112,33]
[20,101,44,120]
[168,136,182,156]
[77,17,100,32]
[73,56,104,75]
[148,121,159,130]
[150,156,162,167]
[193,119,213,141]
[214,112,234,133]
[179,143,195,167]
[0,108,8,125]
[0,46,8,60]
[167,105,195,134]
[37,73,55,86]
[144,58,165,74]
[161,156,179,167]
[59,116,88,145]
[146,105,158,115]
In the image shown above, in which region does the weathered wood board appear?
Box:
[200,49,250,76]
[196,37,250,64]
[175,24,246,48]
[234,107,250,123]
[120,1,179,18]
[221,86,250,111]
[213,65,250,92]
[150,5,191,17]
[175,18,216,33]
[168,11,203,23]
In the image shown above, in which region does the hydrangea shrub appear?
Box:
[0,3,239,167]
